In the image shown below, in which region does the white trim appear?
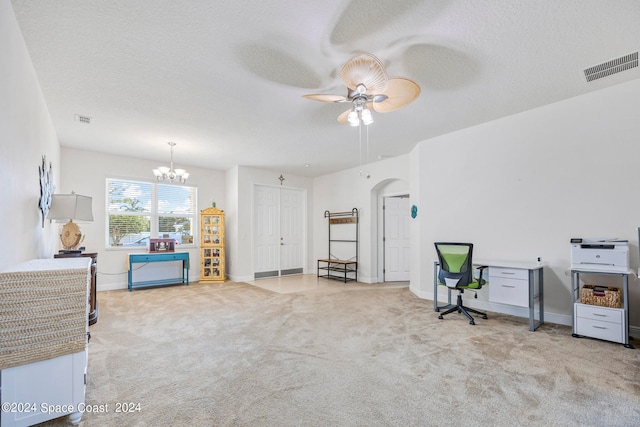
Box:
[227,274,254,282]
[98,281,128,291]
[251,184,307,279]
[378,192,410,282]
[409,285,572,326]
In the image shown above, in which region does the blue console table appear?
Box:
[127,252,190,291]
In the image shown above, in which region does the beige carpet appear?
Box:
[36,277,639,426]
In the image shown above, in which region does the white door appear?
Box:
[254,185,305,278]
[280,188,304,274]
[254,186,279,277]
[384,196,410,281]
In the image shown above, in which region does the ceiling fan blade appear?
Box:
[337,108,352,124]
[340,52,388,94]
[303,94,348,103]
[372,77,421,113]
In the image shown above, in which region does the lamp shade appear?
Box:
[47,194,93,222]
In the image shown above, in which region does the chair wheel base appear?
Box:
[438,315,443,320]
[470,320,475,325]
[482,315,488,319]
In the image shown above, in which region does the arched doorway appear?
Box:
[371,178,410,282]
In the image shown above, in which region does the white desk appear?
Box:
[433,259,544,331]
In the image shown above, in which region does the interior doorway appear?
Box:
[253,185,305,279]
[383,195,410,281]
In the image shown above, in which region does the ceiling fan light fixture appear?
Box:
[348,110,359,126]
[303,51,419,126]
[361,108,374,125]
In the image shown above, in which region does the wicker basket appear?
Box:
[0,258,90,370]
[580,284,622,308]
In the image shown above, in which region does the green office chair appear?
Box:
[434,242,488,325]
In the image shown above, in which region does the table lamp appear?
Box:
[47,193,93,253]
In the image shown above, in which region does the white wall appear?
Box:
[224,165,240,281]
[313,154,410,283]
[410,77,640,329]
[0,0,59,270]
[60,147,226,290]
[6,0,639,332]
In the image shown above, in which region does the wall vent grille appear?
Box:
[584,52,638,82]
[74,114,92,124]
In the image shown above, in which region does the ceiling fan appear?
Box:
[303,52,420,126]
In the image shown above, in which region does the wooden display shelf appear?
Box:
[200,207,225,282]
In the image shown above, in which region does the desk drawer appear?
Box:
[574,305,623,342]
[574,303,622,325]
[489,267,529,280]
[574,303,623,343]
[488,276,529,307]
[575,318,623,343]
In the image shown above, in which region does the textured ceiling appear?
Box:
[10,0,640,177]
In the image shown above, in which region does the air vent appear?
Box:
[584,52,638,82]
[74,114,92,124]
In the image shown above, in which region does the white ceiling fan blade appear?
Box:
[340,52,388,94]
[303,94,348,103]
[372,77,420,113]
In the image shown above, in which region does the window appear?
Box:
[106,178,197,248]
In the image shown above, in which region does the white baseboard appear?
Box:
[409,285,640,336]
[227,274,253,282]
[410,285,572,327]
[98,282,128,291]
[98,275,203,292]
[98,281,639,341]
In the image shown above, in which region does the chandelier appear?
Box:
[152,142,189,184]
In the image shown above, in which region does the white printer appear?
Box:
[570,238,629,272]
